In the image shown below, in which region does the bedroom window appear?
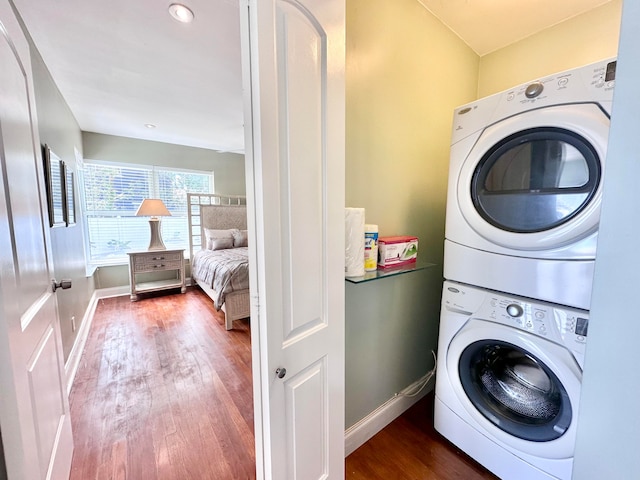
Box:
[82,160,214,265]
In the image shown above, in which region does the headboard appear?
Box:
[187,193,247,259]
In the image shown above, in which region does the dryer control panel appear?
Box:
[450,58,616,146]
[443,281,588,366]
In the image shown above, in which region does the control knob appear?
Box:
[506,303,524,317]
[525,82,544,98]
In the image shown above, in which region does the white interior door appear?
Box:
[241,0,345,478]
[0,2,73,479]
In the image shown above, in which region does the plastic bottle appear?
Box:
[364,224,379,272]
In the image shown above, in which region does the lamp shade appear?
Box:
[135,199,171,218]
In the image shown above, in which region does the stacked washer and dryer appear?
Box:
[434,58,617,480]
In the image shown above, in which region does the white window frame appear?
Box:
[80,159,215,267]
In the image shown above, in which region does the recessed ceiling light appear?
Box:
[145,124,156,129]
[168,4,194,23]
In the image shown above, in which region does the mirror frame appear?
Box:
[42,144,65,227]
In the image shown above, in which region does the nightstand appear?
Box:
[127,249,186,301]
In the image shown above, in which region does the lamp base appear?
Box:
[148,218,166,250]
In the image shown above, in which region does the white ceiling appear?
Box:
[13,0,245,153]
[12,0,611,154]
[417,0,613,56]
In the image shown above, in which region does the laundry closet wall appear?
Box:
[478,0,622,97]
[345,0,478,428]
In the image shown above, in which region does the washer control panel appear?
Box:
[443,281,588,364]
[484,296,560,340]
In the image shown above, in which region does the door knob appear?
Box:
[52,279,72,292]
[276,367,287,379]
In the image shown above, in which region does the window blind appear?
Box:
[83,161,214,265]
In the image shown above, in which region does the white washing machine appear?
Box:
[434,280,588,480]
[444,58,616,310]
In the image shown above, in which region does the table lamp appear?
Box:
[135,199,171,250]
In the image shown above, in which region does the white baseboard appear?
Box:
[64,286,129,394]
[94,285,130,299]
[64,291,98,395]
[344,374,435,456]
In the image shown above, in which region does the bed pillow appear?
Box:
[204,228,234,250]
[232,229,249,248]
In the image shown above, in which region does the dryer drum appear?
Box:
[459,340,572,442]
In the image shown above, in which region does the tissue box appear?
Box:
[378,236,418,268]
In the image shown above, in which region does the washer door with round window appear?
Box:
[446,319,582,459]
[457,103,610,251]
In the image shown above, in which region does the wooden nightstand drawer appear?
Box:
[134,259,183,273]
[133,251,181,264]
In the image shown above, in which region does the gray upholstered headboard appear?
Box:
[187,193,247,258]
[201,204,247,231]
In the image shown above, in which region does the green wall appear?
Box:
[83,132,246,196]
[345,0,478,427]
[478,0,622,97]
[30,40,95,363]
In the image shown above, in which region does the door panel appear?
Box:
[277,2,326,339]
[242,0,345,478]
[1,9,51,315]
[285,359,326,478]
[27,323,66,475]
[0,1,73,478]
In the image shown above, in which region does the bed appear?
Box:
[187,193,250,330]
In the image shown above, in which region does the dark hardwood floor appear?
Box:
[69,288,255,480]
[346,394,498,480]
[69,287,496,479]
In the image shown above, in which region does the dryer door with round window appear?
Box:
[457,103,610,251]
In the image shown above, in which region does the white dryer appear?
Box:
[444,58,616,310]
[434,280,588,480]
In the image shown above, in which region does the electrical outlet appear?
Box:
[71,316,76,332]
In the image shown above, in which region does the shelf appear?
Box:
[135,278,184,292]
[345,258,436,284]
